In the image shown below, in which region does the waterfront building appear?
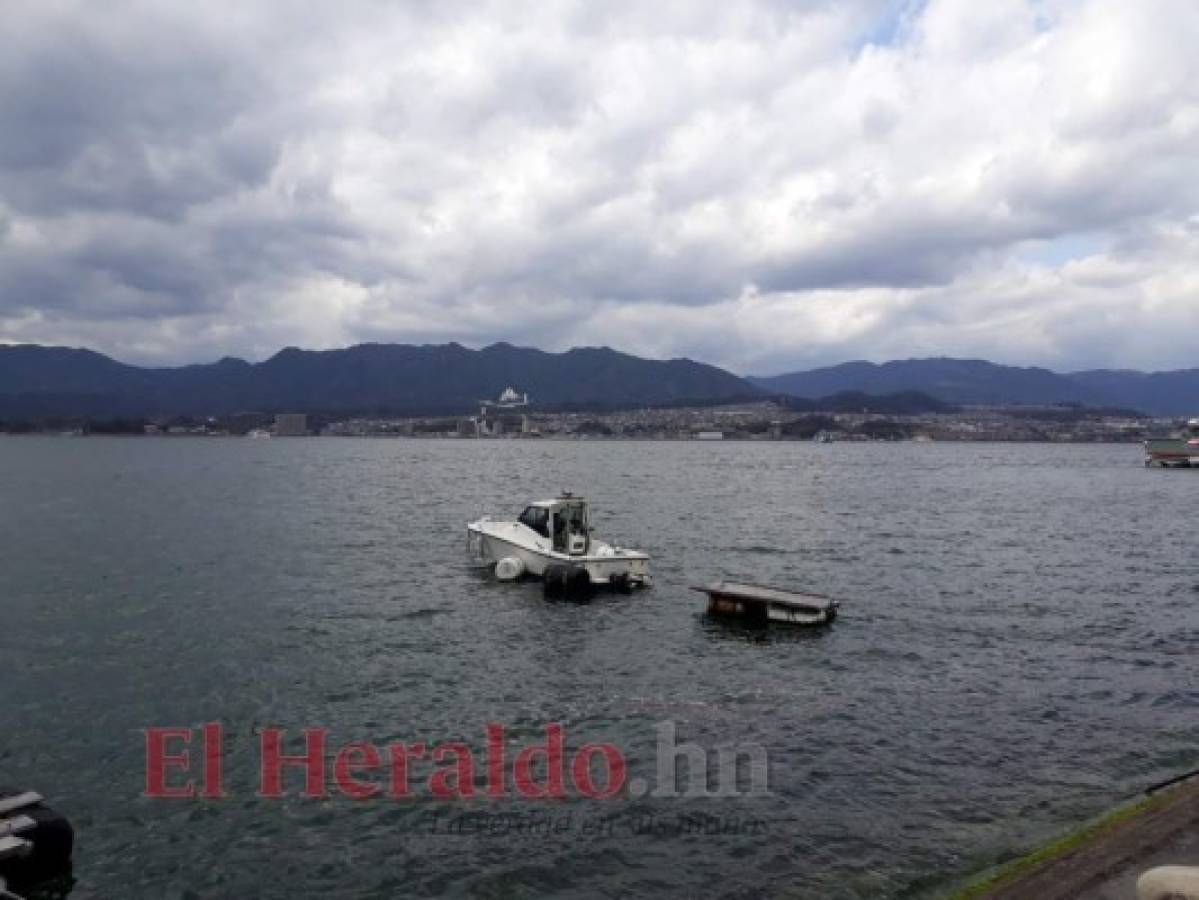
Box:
[274,413,308,436]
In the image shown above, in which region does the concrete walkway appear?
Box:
[958,776,1199,899]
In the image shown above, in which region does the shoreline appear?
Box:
[947,775,1199,899]
[0,432,1156,445]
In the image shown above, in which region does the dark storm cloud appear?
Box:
[0,10,277,219]
[0,2,373,347]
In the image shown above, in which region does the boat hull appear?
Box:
[467,522,651,587]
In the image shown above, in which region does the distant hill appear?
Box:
[1068,368,1199,416]
[0,342,762,418]
[751,358,1199,415]
[750,358,1098,406]
[4,344,1195,421]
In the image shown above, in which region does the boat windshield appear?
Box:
[517,506,549,538]
[553,503,589,553]
[560,504,587,533]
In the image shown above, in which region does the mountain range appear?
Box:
[750,358,1199,415]
[0,342,758,419]
[0,343,1196,420]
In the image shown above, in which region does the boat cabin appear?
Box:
[516,495,591,555]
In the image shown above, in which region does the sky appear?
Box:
[1,0,1198,375]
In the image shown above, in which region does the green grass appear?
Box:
[946,789,1176,899]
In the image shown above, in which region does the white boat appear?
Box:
[467,493,650,591]
[246,428,271,439]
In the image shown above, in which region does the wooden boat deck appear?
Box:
[692,580,839,625]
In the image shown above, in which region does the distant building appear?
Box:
[480,386,529,416]
[476,387,530,435]
[274,413,309,436]
[497,387,527,406]
[229,411,271,434]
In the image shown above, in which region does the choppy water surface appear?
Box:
[2,438,1198,898]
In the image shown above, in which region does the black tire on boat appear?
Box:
[609,573,633,594]
[543,564,568,597]
[543,564,591,598]
[0,789,74,888]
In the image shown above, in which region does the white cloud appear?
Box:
[1,0,1197,372]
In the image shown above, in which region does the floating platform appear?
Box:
[693,580,838,626]
[1145,434,1199,468]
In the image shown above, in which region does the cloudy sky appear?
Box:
[1,0,1198,374]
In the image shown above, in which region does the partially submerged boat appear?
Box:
[693,580,839,626]
[1145,419,1199,468]
[0,788,73,897]
[467,493,650,593]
